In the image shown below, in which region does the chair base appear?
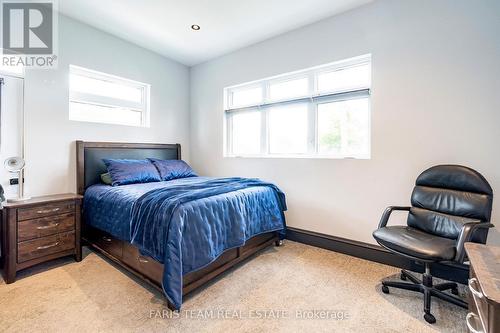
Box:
[381,265,467,324]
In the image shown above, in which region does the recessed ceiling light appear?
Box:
[191,24,201,31]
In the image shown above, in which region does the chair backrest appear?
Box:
[408,165,493,243]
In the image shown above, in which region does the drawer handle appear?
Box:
[102,236,112,242]
[137,256,149,263]
[36,207,60,214]
[469,278,483,299]
[466,313,484,333]
[37,242,60,250]
[36,223,60,230]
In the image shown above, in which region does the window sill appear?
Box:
[69,118,149,128]
[223,154,370,160]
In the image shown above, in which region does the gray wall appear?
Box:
[23,15,190,196]
[190,0,500,245]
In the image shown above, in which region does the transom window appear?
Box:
[224,55,371,158]
[69,65,150,127]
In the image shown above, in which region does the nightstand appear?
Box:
[1,193,82,283]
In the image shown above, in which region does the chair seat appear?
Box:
[373,226,456,261]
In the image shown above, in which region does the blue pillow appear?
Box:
[103,159,161,186]
[148,158,197,181]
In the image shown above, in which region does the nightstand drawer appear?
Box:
[17,231,75,263]
[18,201,75,221]
[18,213,75,242]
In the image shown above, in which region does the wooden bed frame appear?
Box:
[76,141,281,309]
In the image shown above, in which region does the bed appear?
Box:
[76,141,286,310]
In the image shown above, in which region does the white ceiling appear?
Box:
[59,0,372,66]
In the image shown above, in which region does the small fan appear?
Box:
[4,156,30,202]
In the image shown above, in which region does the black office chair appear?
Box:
[373,165,493,324]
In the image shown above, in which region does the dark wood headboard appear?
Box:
[76,141,181,195]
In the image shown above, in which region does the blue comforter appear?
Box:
[83,177,286,309]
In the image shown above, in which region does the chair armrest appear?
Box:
[378,206,411,229]
[455,222,494,263]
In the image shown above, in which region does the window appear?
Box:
[317,98,370,156]
[230,85,262,108]
[224,55,371,158]
[69,65,150,127]
[269,77,308,101]
[269,104,308,154]
[230,111,261,154]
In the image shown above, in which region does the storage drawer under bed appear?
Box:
[122,243,163,284]
[86,227,123,259]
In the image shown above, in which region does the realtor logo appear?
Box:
[1,0,58,68]
[2,1,53,54]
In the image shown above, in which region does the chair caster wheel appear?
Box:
[381,285,389,294]
[275,240,283,247]
[451,288,459,295]
[424,313,436,324]
[400,273,407,281]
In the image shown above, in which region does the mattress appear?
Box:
[83,177,284,242]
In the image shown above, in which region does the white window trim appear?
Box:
[69,65,150,127]
[223,55,371,159]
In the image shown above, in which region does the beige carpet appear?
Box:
[0,241,467,332]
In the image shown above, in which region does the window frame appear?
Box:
[224,55,371,159]
[69,65,150,127]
